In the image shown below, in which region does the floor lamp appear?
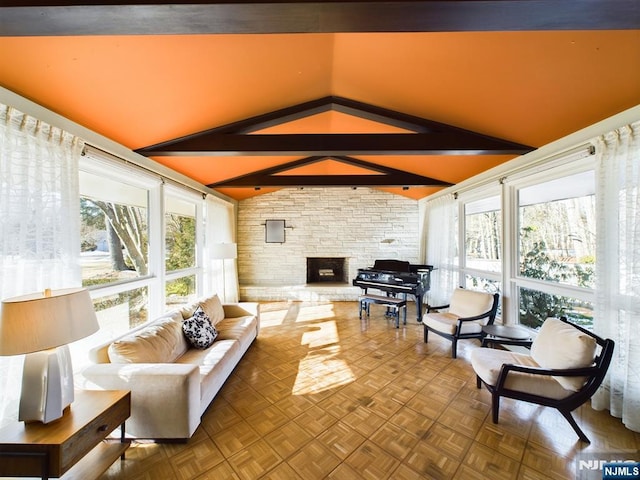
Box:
[211,243,237,302]
[0,288,99,423]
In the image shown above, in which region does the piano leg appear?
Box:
[359,298,370,319]
[403,298,407,326]
[415,294,423,322]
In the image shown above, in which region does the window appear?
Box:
[518,171,596,288]
[79,153,160,360]
[516,170,596,329]
[423,148,597,330]
[166,275,196,311]
[464,196,501,273]
[517,287,594,330]
[79,153,205,343]
[164,189,201,310]
[92,287,149,332]
[165,195,196,272]
[80,170,149,286]
[461,194,502,312]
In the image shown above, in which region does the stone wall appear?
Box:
[237,187,419,300]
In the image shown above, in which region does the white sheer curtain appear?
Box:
[0,104,84,426]
[592,120,640,432]
[205,196,238,302]
[423,193,458,306]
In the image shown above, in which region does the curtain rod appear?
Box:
[83,144,216,200]
[425,142,595,203]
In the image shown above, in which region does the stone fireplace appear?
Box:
[237,187,420,301]
[306,257,347,284]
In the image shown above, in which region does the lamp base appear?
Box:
[19,345,75,424]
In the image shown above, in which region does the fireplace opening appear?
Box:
[307,257,347,284]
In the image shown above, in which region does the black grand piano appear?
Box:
[352,259,434,321]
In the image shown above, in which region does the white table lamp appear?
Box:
[0,288,99,423]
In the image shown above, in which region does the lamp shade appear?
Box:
[0,288,99,356]
[210,243,237,260]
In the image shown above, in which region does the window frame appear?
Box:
[459,187,503,302]
[79,154,159,286]
[79,152,206,326]
[505,158,597,329]
[163,184,204,310]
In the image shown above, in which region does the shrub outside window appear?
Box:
[166,275,197,311]
[165,195,196,272]
[516,170,596,329]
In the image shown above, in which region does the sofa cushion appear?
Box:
[177,339,241,409]
[216,315,259,351]
[199,294,225,326]
[108,311,188,364]
[530,317,597,391]
[180,294,225,326]
[182,306,218,349]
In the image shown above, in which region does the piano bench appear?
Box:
[358,294,407,328]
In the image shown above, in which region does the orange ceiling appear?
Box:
[0,30,639,200]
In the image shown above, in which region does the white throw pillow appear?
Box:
[530,317,597,391]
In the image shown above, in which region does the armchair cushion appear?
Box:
[471,348,573,400]
[448,288,497,319]
[530,317,597,391]
[423,313,484,335]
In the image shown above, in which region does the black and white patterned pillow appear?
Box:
[182,305,218,349]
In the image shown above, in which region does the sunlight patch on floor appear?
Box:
[295,303,335,323]
[301,320,339,348]
[259,309,289,328]
[293,318,355,395]
[292,345,355,395]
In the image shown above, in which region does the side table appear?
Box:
[0,389,130,480]
[482,325,533,349]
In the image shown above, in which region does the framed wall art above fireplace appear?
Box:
[265,219,286,243]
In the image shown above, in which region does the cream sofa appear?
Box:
[80,294,259,440]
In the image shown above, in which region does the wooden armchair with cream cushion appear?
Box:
[422,288,499,358]
[471,317,614,443]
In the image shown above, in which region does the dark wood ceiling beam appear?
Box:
[208,155,452,188]
[138,132,533,156]
[1,1,638,36]
[331,97,434,133]
[208,97,334,135]
[140,96,438,153]
[211,174,450,188]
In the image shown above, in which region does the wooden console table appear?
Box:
[0,390,130,480]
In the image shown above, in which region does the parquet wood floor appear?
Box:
[100,301,640,480]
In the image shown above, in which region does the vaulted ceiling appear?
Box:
[1,1,639,200]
